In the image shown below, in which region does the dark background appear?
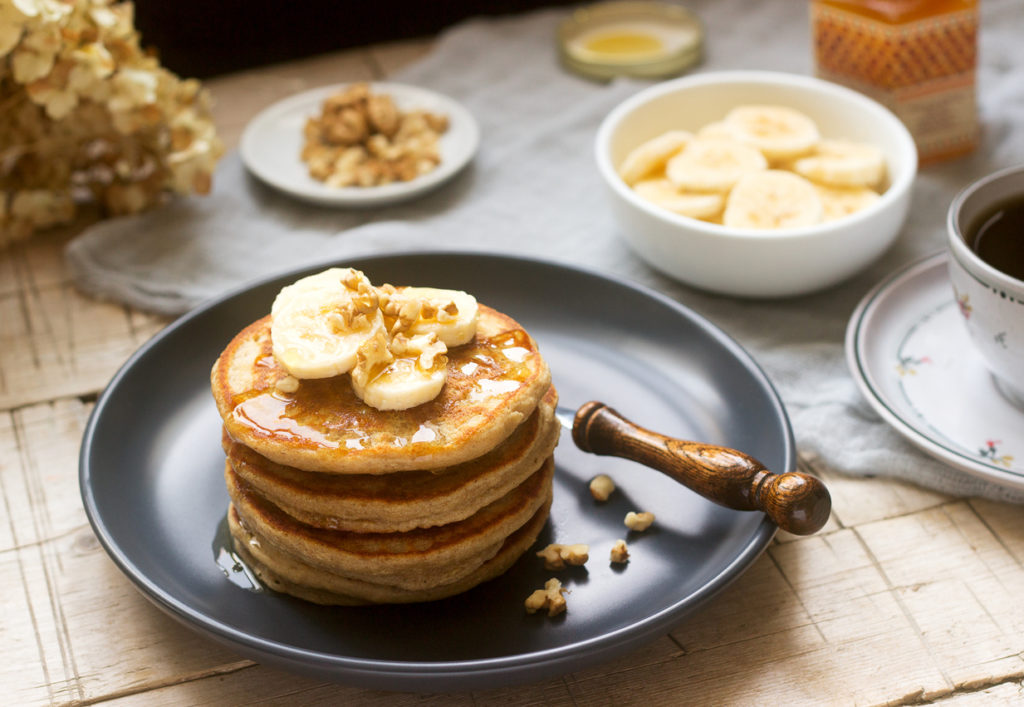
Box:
[134,1,577,78]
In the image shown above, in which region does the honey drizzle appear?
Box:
[232,392,341,449]
[231,328,538,450]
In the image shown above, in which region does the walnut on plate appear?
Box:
[624,511,655,532]
[610,539,630,564]
[589,474,616,501]
[301,83,448,188]
[536,543,589,570]
[524,578,568,617]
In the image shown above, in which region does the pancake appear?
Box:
[226,456,554,591]
[211,304,551,474]
[224,386,560,533]
[229,493,551,605]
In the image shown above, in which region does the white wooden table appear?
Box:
[4,36,1024,707]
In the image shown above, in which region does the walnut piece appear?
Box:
[301,82,448,189]
[366,94,400,137]
[390,332,447,371]
[610,539,630,564]
[524,578,567,617]
[536,543,590,570]
[274,375,300,394]
[624,511,655,532]
[589,474,615,501]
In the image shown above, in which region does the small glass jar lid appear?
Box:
[558,1,704,81]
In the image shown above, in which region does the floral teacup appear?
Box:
[947,165,1024,409]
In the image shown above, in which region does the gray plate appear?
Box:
[79,252,791,691]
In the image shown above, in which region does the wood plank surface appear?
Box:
[3,34,1024,707]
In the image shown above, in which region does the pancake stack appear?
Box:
[210,301,557,605]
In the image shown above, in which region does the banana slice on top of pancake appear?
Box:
[271,268,386,379]
[351,329,449,411]
[379,286,479,346]
[270,267,484,411]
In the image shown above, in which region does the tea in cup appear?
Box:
[947,164,1024,408]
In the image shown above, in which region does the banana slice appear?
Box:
[632,178,725,219]
[379,286,479,346]
[723,105,820,163]
[665,138,768,193]
[723,170,823,229]
[696,121,736,141]
[815,184,880,221]
[350,331,448,411]
[793,139,887,188]
[617,130,693,186]
[270,268,385,379]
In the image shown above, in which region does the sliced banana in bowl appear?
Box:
[792,139,887,189]
[633,178,725,219]
[723,170,823,230]
[616,104,886,230]
[723,105,821,164]
[617,130,693,186]
[815,184,882,222]
[665,138,768,193]
[594,70,917,297]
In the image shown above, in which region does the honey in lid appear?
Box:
[558,1,704,81]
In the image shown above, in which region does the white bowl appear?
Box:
[595,70,917,298]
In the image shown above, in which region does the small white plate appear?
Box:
[846,252,1024,489]
[240,82,480,207]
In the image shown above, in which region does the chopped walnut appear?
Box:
[397,299,422,326]
[274,375,299,394]
[417,337,447,370]
[436,301,459,324]
[624,511,655,532]
[301,82,448,188]
[366,94,400,137]
[524,578,567,617]
[353,326,394,374]
[589,474,615,502]
[381,295,426,335]
[341,268,364,290]
[390,332,447,370]
[610,539,630,564]
[324,107,368,146]
[327,310,347,332]
[330,305,357,330]
[536,543,590,570]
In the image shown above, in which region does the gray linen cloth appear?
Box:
[66,0,1024,501]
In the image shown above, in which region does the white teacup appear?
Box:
[947,164,1024,409]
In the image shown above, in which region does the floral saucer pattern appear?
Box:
[846,252,1024,488]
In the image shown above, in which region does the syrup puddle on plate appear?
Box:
[212,514,264,592]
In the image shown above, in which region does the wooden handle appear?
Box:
[572,401,831,535]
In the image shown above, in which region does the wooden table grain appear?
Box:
[4,37,1024,707]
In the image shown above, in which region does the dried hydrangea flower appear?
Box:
[0,0,224,247]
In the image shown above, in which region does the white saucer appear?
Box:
[846,251,1024,489]
[240,82,480,208]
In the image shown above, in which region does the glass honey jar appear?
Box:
[810,0,979,165]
